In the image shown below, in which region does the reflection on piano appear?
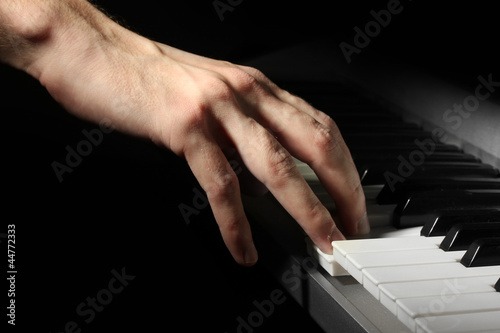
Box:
[242,41,500,333]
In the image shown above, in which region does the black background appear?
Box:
[1,0,498,332]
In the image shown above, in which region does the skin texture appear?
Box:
[0,0,368,266]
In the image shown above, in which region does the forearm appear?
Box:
[0,0,144,79]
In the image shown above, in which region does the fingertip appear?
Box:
[328,224,346,242]
[355,212,370,235]
[232,243,258,266]
[243,244,259,266]
[313,223,345,255]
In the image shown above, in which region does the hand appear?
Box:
[19,0,369,265]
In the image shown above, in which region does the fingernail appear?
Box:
[328,224,346,242]
[356,212,370,235]
[322,225,345,255]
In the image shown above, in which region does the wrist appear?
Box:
[26,0,122,80]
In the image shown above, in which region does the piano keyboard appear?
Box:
[238,40,500,333]
[296,84,500,333]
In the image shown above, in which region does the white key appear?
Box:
[415,310,500,333]
[363,184,385,200]
[332,236,444,270]
[345,248,465,284]
[294,159,384,210]
[363,262,500,299]
[399,293,500,332]
[307,228,425,277]
[302,170,320,182]
[295,159,318,181]
[295,158,310,170]
[365,202,395,227]
[379,275,498,315]
[367,226,422,238]
[305,238,348,276]
[307,229,426,277]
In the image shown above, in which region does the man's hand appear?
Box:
[1,0,368,266]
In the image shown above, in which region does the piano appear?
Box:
[1,2,497,332]
[241,40,500,333]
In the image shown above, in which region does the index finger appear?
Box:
[281,109,369,236]
[226,116,345,254]
[232,67,368,236]
[237,87,369,237]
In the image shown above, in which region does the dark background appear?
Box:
[2,0,498,332]
[92,0,498,89]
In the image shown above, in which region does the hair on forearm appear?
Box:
[86,0,134,32]
[0,25,32,66]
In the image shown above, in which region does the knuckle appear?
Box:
[282,90,304,104]
[265,143,296,181]
[198,73,234,105]
[151,100,209,154]
[238,65,266,80]
[312,121,339,153]
[227,67,260,93]
[319,112,338,129]
[182,102,209,132]
[205,171,239,203]
[253,122,298,182]
[219,215,244,236]
[206,77,234,102]
[251,123,298,182]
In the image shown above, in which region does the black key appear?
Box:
[460,237,500,267]
[350,143,461,154]
[393,190,500,228]
[276,81,350,96]
[354,152,479,168]
[440,222,500,251]
[495,278,500,292]
[361,162,497,186]
[356,153,481,182]
[339,121,420,133]
[343,131,434,146]
[421,210,500,236]
[377,178,500,205]
[407,164,498,178]
[328,112,399,123]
